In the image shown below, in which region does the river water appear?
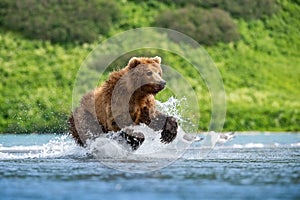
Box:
[0,132,299,200]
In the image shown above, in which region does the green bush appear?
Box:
[199,0,278,20]
[153,0,278,20]
[155,7,240,45]
[0,0,120,43]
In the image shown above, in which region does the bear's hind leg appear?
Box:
[69,108,105,146]
[68,114,84,146]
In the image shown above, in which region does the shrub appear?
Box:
[0,1,11,26]
[155,7,240,46]
[198,0,278,20]
[153,0,277,20]
[0,0,120,43]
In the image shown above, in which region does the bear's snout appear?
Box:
[159,80,166,88]
[155,79,166,92]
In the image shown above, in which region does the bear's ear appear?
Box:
[152,56,161,64]
[128,57,141,69]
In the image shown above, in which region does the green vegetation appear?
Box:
[0,0,299,133]
[0,31,92,133]
[155,7,240,45]
[152,0,278,20]
[0,0,120,43]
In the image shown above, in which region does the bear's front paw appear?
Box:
[160,116,178,144]
[119,130,145,151]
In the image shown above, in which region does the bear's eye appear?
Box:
[146,71,153,76]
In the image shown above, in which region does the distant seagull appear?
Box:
[183,134,204,142]
[208,131,236,146]
[216,132,235,144]
[181,132,235,145]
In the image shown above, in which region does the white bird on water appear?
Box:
[183,134,204,142]
[182,132,235,145]
[210,131,235,145]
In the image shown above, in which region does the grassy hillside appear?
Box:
[208,1,300,131]
[0,0,299,133]
[0,32,90,132]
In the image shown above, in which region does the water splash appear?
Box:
[85,97,202,172]
[87,124,194,160]
[156,97,186,122]
[156,97,197,133]
[1,133,299,164]
[86,97,197,158]
[0,135,85,160]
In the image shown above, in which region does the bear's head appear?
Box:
[126,56,166,94]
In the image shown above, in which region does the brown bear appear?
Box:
[68,56,177,150]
